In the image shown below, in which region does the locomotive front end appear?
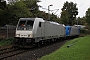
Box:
[15,18,35,46]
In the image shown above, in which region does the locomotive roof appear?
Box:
[19,18,35,21]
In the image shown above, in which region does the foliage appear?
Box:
[0,0,6,9]
[50,13,58,21]
[0,9,8,26]
[80,28,89,35]
[61,1,78,25]
[36,11,48,20]
[9,1,33,25]
[40,35,90,60]
[60,10,69,25]
[76,17,86,25]
[23,0,38,9]
[0,38,14,46]
[0,1,7,26]
[0,0,33,26]
[85,8,90,33]
[23,0,39,17]
[85,8,90,26]
[0,0,68,26]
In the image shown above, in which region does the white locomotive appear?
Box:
[15,18,66,46]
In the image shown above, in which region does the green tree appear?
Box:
[60,10,69,25]
[76,17,86,25]
[36,11,48,20]
[50,13,58,21]
[61,1,78,25]
[0,0,6,9]
[10,1,33,25]
[85,8,90,33]
[0,0,7,26]
[23,0,40,17]
[86,8,90,25]
[0,9,5,26]
[0,1,33,26]
[0,0,60,26]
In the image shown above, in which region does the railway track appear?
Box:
[0,37,80,60]
[0,40,64,60]
[0,47,28,60]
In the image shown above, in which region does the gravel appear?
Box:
[5,40,67,60]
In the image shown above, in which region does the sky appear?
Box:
[38,0,90,17]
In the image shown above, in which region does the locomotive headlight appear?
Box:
[16,34,20,37]
[28,34,33,38]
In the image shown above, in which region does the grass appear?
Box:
[40,35,90,60]
[0,38,14,46]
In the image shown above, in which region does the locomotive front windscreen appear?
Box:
[17,20,34,30]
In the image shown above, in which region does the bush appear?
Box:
[80,28,90,36]
[0,38,14,46]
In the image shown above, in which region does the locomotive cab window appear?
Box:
[17,20,34,30]
[26,21,34,27]
[19,21,26,26]
[39,22,41,27]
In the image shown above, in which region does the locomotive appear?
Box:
[14,18,80,46]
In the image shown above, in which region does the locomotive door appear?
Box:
[41,22,45,38]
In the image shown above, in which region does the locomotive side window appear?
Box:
[39,22,41,27]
